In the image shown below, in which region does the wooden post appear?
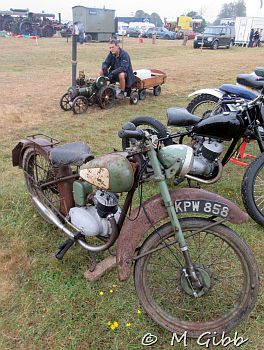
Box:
[121,33,124,48]
[152,33,156,44]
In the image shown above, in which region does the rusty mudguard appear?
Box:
[12,136,57,167]
[116,188,249,282]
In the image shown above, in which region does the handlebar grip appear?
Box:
[118,129,145,139]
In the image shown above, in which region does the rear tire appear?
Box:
[241,153,264,226]
[134,218,259,337]
[22,147,61,222]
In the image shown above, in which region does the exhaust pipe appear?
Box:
[185,160,223,184]
[31,196,119,252]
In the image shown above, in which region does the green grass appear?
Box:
[0,37,263,349]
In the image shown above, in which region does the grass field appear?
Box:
[0,36,263,350]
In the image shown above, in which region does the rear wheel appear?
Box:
[186,94,227,118]
[241,153,264,226]
[22,147,61,221]
[97,86,115,109]
[134,218,259,337]
[228,40,234,48]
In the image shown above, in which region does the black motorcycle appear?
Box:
[122,69,264,226]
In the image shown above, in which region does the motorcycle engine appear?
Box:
[189,139,224,177]
[69,190,121,237]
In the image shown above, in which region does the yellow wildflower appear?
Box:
[137,309,141,315]
[99,291,104,296]
[109,289,114,293]
[113,321,119,328]
[125,322,131,327]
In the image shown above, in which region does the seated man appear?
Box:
[100,38,135,99]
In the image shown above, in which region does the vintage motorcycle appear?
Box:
[186,68,264,117]
[123,76,264,226]
[12,125,258,337]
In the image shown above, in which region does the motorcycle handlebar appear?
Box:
[118,129,145,140]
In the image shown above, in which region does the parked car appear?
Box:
[176,30,196,40]
[126,27,142,38]
[193,25,235,49]
[146,27,176,40]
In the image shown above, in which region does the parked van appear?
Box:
[117,21,129,36]
[193,25,235,49]
[128,21,155,36]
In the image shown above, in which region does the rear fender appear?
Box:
[12,138,53,167]
[116,188,248,281]
[188,88,224,99]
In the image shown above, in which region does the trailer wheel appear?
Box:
[139,89,147,100]
[130,92,139,105]
[153,85,161,96]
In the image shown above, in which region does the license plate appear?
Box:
[175,200,230,218]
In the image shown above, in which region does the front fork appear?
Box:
[148,147,202,291]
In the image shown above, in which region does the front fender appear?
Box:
[116,188,248,281]
[188,88,224,99]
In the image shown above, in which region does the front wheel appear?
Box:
[121,116,173,150]
[60,93,72,111]
[212,40,219,50]
[241,153,264,226]
[134,218,259,337]
[186,94,228,118]
[72,96,89,114]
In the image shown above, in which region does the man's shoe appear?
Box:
[116,91,125,100]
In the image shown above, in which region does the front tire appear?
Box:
[212,40,219,50]
[72,96,89,114]
[241,153,264,226]
[60,93,72,111]
[134,218,259,337]
[186,94,227,118]
[121,116,173,150]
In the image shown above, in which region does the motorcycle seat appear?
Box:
[167,107,201,127]
[236,73,264,90]
[49,141,93,166]
[219,83,258,100]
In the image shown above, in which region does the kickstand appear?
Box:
[55,232,83,260]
